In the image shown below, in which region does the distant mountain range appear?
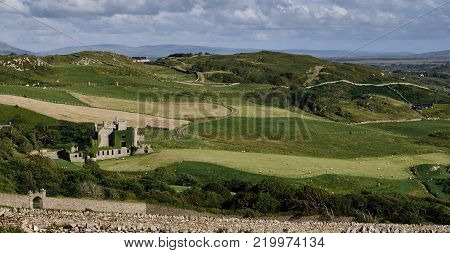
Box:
[0,41,448,61]
[0,42,31,55]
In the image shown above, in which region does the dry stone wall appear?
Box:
[1,207,448,233]
[0,193,29,209]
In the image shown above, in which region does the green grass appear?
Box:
[366,120,449,137]
[161,161,273,184]
[129,161,431,196]
[169,185,191,193]
[0,103,58,126]
[411,164,450,199]
[301,174,428,197]
[0,52,198,91]
[421,104,450,119]
[98,149,450,180]
[148,117,448,158]
[365,120,450,149]
[53,159,84,170]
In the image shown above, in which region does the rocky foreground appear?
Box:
[0,207,448,233]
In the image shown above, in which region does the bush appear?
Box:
[153,168,176,183]
[176,173,200,186]
[182,187,204,207]
[202,182,231,199]
[145,190,182,205]
[253,192,280,213]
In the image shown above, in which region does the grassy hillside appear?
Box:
[156,51,401,86]
[410,164,450,199]
[0,51,196,87]
[0,103,59,126]
[293,83,449,122]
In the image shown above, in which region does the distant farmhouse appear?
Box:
[59,118,150,163]
[412,103,433,111]
[132,57,150,63]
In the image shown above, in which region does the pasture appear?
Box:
[144,161,429,196]
[98,149,450,180]
[151,117,448,158]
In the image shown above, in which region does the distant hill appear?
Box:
[0,42,31,55]
[410,50,450,60]
[336,50,450,62]
[38,44,259,58]
[38,44,450,62]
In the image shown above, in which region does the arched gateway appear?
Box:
[28,189,46,209]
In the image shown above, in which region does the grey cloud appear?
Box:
[0,0,448,52]
[24,0,197,18]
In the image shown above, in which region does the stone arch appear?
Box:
[32,196,43,209]
[28,189,46,209]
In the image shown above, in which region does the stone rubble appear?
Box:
[0,207,448,233]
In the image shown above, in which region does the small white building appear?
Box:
[132,57,150,63]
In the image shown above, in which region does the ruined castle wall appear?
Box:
[0,192,146,214]
[95,147,131,160]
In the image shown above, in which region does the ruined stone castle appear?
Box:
[60,118,150,163]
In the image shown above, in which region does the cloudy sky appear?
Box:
[0,0,449,52]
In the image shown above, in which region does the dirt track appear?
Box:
[0,95,190,130]
[71,93,231,119]
[307,79,430,90]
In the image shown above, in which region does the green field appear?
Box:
[142,161,429,196]
[146,117,448,158]
[98,149,450,179]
